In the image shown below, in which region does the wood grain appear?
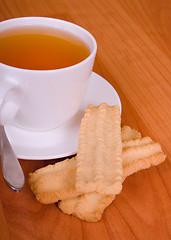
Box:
[0,198,10,240]
[0,0,171,239]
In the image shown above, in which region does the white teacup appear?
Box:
[0,17,97,131]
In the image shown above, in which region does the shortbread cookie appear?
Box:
[76,103,122,195]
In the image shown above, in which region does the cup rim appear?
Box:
[0,16,97,72]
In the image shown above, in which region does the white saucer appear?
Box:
[5,72,121,160]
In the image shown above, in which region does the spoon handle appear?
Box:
[0,126,25,191]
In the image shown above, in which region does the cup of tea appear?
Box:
[0,17,97,131]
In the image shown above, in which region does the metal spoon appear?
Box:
[0,125,25,192]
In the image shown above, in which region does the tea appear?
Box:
[0,29,90,70]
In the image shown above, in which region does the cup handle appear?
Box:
[0,78,21,126]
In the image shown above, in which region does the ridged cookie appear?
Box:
[76,103,122,195]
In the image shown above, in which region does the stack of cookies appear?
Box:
[28,103,166,222]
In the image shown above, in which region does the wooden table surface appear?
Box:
[0,0,171,239]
